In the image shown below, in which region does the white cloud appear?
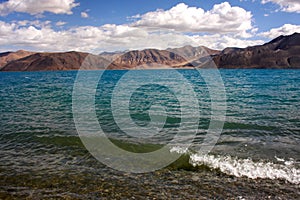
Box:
[0,21,17,37]
[259,24,300,38]
[132,2,254,37]
[56,21,67,26]
[0,20,264,53]
[81,11,88,18]
[191,34,264,49]
[14,20,52,28]
[0,2,266,53]
[0,0,79,16]
[261,0,300,13]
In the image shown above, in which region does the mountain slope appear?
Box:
[0,33,299,71]
[110,49,187,69]
[105,46,220,69]
[1,51,90,71]
[0,51,120,71]
[212,32,300,69]
[0,46,217,71]
[0,50,35,68]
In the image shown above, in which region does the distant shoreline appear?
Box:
[1,68,300,73]
[1,33,299,71]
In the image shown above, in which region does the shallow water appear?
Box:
[0,69,299,199]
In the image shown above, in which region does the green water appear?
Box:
[0,69,299,199]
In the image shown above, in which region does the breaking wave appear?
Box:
[190,153,300,184]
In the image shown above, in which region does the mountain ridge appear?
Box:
[1,33,299,71]
[213,32,300,69]
[0,50,35,68]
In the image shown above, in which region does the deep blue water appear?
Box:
[0,69,299,198]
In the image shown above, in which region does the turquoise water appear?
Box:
[0,69,299,199]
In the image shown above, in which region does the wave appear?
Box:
[189,152,300,184]
[32,134,300,184]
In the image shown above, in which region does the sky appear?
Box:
[0,0,299,53]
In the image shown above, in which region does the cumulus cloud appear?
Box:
[0,0,79,16]
[261,0,300,13]
[191,34,264,49]
[14,20,52,28]
[81,11,88,18]
[132,2,254,37]
[0,20,264,53]
[259,24,300,38]
[56,21,67,26]
[0,2,266,53]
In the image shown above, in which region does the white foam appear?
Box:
[190,154,300,184]
[170,146,189,154]
[275,156,296,166]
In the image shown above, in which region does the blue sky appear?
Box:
[0,0,299,53]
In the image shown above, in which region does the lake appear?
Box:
[0,69,299,199]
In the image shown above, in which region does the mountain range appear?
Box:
[0,33,299,71]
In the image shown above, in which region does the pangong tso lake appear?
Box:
[0,69,299,198]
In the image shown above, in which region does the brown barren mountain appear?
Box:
[109,49,187,69]
[0,33,299,71]
[102,45,220,69]
[1,46,216,71]
[213,32,300,69]
[1,51,90,71]
[0,50,35,68]
[0,51,119,71]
